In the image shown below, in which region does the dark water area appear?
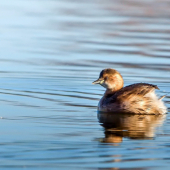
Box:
[0,0,170,169]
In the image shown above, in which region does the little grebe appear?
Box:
[93,68,167,114]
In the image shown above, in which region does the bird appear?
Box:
[92,68,167,114]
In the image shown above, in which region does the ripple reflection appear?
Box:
[98,112,166,143]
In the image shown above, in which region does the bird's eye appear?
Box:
[104,76,108,81]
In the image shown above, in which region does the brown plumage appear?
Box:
[93,68,167,114]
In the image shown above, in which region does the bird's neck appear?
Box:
[104,89,116,97]
[104,85,123,97]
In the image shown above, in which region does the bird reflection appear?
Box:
[98,112,166,143]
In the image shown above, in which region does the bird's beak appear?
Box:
[92,79,104,84]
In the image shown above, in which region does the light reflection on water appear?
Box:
[0,0,170,169]
[98,112,166,142]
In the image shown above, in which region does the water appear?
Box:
[0,0,170,169]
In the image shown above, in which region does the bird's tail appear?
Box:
[159,93,169,100]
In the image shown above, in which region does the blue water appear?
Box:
[0,0,170,169]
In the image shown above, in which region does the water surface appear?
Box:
[0,0,170,169]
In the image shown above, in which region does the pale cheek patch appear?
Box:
[100,82,108,88]
[105,82,115,89]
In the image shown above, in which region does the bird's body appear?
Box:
[93,69,167,114]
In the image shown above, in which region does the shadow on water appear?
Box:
[98,112,166,143]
